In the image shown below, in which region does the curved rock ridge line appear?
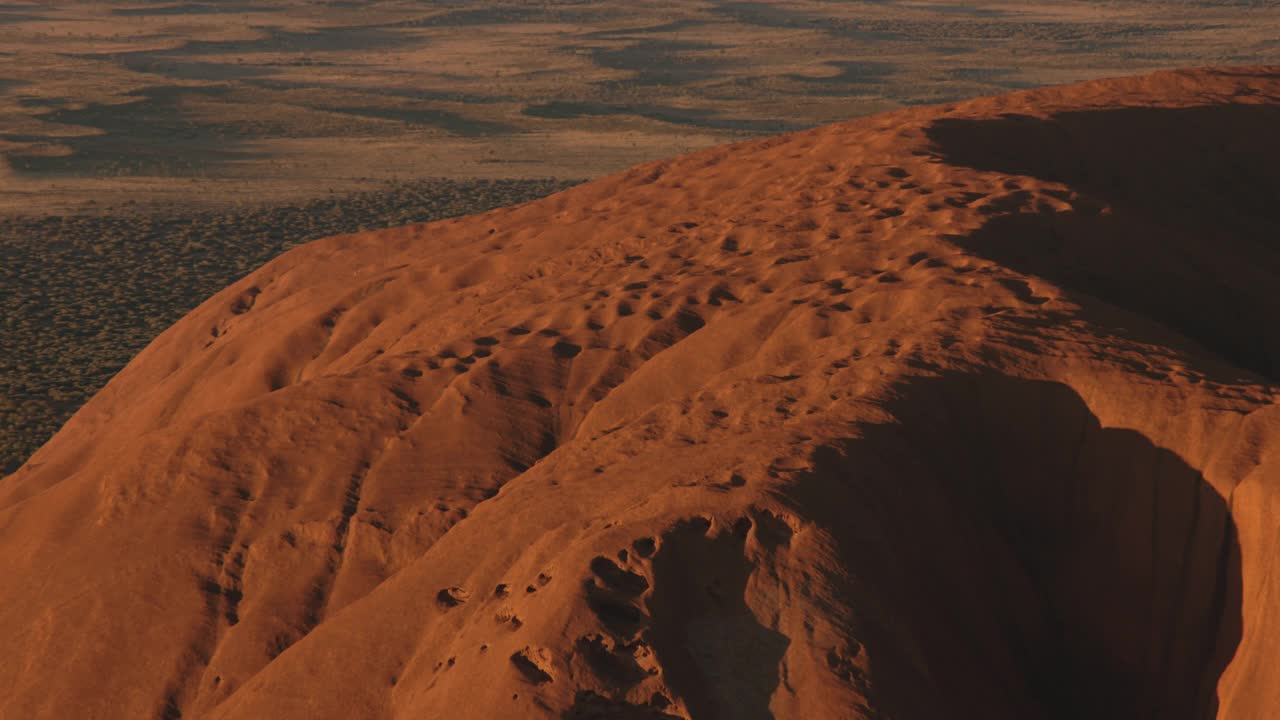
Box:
[2,67,1279,720]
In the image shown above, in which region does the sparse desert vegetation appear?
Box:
[3,0,1280,213]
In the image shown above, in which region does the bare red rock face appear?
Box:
[2,67,1278,720]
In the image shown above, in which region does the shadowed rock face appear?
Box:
[1,68,1278,720]
[926,104,1280,381]
[789,374,1240,720]
[646,518,791,720]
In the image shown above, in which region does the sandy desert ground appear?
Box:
[1,65,1278,720]
[2,0,1280,213]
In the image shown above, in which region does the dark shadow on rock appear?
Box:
[563,690,685,720]
[643,518,791,720]
[925,96,1280,381]
[784,372,1241,720]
